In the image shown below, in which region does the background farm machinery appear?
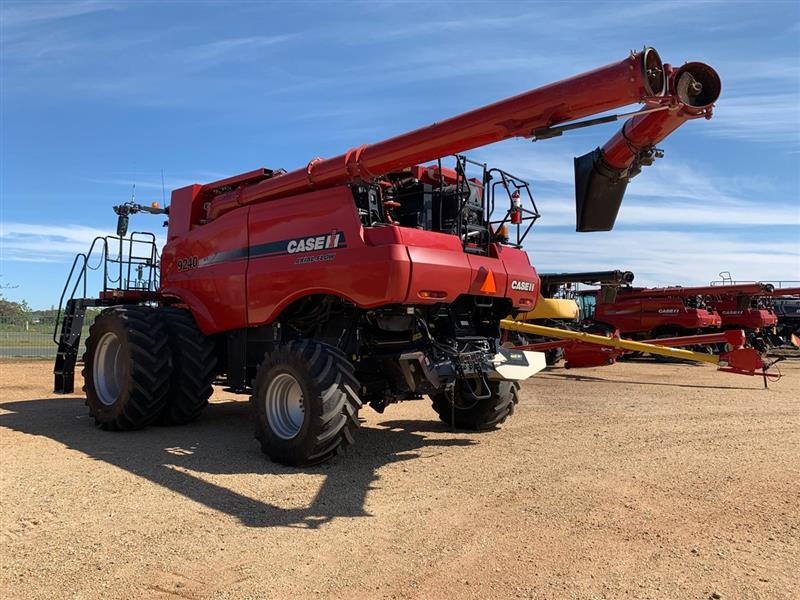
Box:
[711,274,800,347]
[503,270,791,381]
[579,280,798,351]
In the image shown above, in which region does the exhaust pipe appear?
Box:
[575,62,721,232]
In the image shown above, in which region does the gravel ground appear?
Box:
[1,359,798,599]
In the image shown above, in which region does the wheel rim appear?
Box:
[93,331,124,406]
[264,372,305,440]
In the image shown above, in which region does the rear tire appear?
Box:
[82,305,171,430]
[431,379,520,430]
[158,307,217,425]
[251,340,362,466]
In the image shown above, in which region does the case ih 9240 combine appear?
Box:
[55,48,730,465]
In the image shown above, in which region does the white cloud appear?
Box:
[705,94,800,144]
[476,144,799,228]
[525,229,800,288]
[0,0,120,28]
[177,35,297,69]
[0,222,165,264]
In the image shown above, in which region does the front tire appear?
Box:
[158,307,217,425]
[251,340,362,466]
[431,379,520,431]
[82,306,172,430]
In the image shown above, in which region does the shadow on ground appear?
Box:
[0,397,475,529]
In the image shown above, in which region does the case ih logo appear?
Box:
[722,310,743,315]
[657,308,680,314]
[287,231,343,254]
[511,280,535,292]
[199,230,347,267]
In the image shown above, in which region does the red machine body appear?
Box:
[160,184,539,334]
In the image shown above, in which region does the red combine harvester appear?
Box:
[713,294,777,351]
[581,282,777,349]
[54,48,727,465]
[578,283,724,339]
[711,274,800,348]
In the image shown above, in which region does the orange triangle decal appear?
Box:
[480,269,497,294]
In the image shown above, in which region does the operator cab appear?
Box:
[351,154,539,255]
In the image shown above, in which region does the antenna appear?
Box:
[161,169,166,206]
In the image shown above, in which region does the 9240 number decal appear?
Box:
[176,256,199,271]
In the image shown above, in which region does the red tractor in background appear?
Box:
[53,48,722,465]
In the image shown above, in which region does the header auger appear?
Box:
[55,47,722,466]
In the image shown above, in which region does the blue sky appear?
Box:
[1,0,798,309]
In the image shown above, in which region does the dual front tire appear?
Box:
[84,313,362,467]
[83,306,216,430]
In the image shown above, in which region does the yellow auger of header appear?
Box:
[501,320,720,364]
[499,320,773,383]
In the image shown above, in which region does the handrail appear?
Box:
[52,236,109,344]
[711,279,800,288]
[52,234,160,345]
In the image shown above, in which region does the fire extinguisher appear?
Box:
[510,190,522,224]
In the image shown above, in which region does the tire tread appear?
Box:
[251,340,361,466]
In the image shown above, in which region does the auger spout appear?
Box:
[575,61,721,232]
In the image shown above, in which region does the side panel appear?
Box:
[246,188,409,326]
[160,208,249,334]
[467,253,509,300]
[166,184,203,241]
[595,298,643,333]
[404,246,472,303]
[495,245,539,311]
[399,233,538,311]
[718,308,778,329]
[640,298,684,332]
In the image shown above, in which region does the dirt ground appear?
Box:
[1,359,798,600]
